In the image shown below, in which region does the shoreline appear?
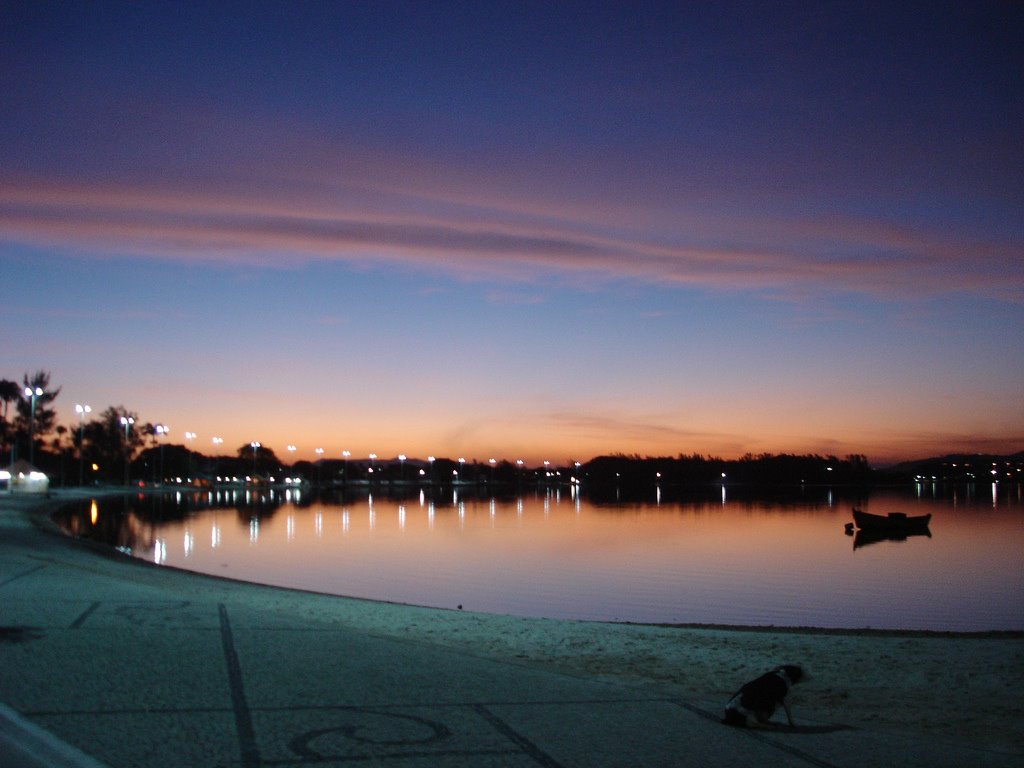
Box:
[6,488,1024,754]
[41,486,1022,636]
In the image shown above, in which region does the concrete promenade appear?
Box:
[1,490,1019,767]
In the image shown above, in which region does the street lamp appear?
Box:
[342,450,350,484]
[75,404,91,486]
[184,432,196,481]
[398,454,406,482]
[427,455,435,485]
[120,416,135,485]
[154,424,168,485]
[23,386,44,465]
[250,441,261,476]
[315,447,324,486]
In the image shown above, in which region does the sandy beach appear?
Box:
[253,590,1024,752]
[3,489,1022,763]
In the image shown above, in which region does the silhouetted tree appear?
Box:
[83,406,143,483]
[134,443,200,481]
[0,378,19,461]
[14,371,61,462]
[236,443,280,475]
[50,424,71,486]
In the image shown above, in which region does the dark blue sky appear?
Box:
[2,1,1022,462]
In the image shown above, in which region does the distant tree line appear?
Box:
[3,370,1020,489]
[584,452,873,489]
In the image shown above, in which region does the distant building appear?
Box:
[2,459,50,494]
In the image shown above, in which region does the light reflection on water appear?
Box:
[56,484,1024,631]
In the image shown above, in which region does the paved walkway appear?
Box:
[1,491,1018,767]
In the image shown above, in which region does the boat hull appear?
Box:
[852,508,931,531]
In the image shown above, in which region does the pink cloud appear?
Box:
[2,173,1020,302]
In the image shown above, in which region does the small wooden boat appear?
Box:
[852,508,931,531]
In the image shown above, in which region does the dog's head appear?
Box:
[778,665,805,685]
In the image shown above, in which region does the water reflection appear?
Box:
[53,485,1024,631]
[850,527,932,550]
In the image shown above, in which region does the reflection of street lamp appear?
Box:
[120,416,135,485]
[75,404,91,485]
[23,386,44,464]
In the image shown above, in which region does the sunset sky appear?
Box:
[2,1,1022,466]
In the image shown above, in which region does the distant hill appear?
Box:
[886,452,1024,482]
[579,451,1023,491]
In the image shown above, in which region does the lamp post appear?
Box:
[184,431,196,481]
[342,450,350,484]
[211,437,223,480]
[75,404,91,485]
[398,454,406,483]
[427,455,435,485]
[154,424,168,485]
[315,447,324,486]
[120,416,135,485]
[250,441,261,476]
[369,453,377,482]
[23,386,43,465]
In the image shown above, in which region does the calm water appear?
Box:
[55,483,1024,631]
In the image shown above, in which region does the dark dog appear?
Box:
[723,665,804,728]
